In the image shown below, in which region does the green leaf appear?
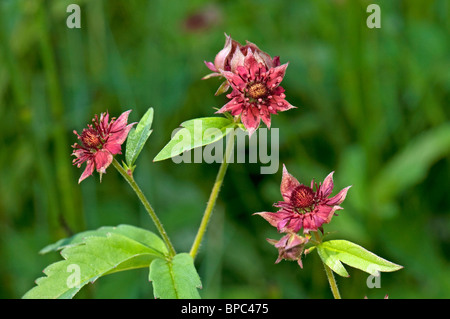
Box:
[40,224,167,255]
[153,117,235,162]
[317,240,403,277]
[23,225,167,299]
[317,244,350,277]
[126,107,154,167]
[149,253,202,299]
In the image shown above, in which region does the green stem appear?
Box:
[313,231,341,299]
[189,128,236,259]
[324,263,341,299]
[112,158,176,257]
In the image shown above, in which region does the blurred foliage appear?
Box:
[0,0,449,299]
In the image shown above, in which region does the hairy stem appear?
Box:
[189,128,236,259]
[324,262,341,299]
[313,231,341,299]
[112,158,176,257]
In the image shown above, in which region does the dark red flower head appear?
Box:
[72,110,136,183]
[255,165,351,234]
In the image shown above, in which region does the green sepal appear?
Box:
[125,107,154,168]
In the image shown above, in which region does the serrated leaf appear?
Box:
[317,240,403,277]
[149,253,202,299]
[23,226,168,299]
[40,224,167,255]
[153,117,235,162]
[126,107,154,167]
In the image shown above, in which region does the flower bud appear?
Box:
[267,233,309,268]
[203,34,281,96]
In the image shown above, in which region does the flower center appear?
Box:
[81,129,102,149]
[247,82,268,99]
[291,185,315,209]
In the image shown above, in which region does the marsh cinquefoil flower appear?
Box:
[204,34,295,136]
[72,110,136,183]
[255,165,351,234]
[216,49,295,136]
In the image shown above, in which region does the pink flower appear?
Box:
[255,165,351,234]
[72,110,136,183]
[267,233,309,268]
[215,49,295,136]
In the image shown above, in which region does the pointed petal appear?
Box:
[302,205,342,233]
[235,65,249,81]
[256,50,275,69]
[78,160,95,184]
[272,56,281,67]
[254,212,286,229]
[266,63,288,89]
[252,50,270,68]
[289,217,304,233]
[254,211,292,231]
[94,149,113,174]
[321,171,335,198]
[229,46,246,73]
[243,40,277,69]
[204,61,218,72]
[302,213,322,233]
[107,122,135,146]
[221,70,247,92]
[215,96,244,115]
[280,164,300,202]
[213,34,233,71]
[104,142,122,155]
[274,254,283,264]
[244,51,261,81]
[260,110,271,129]
[109,110,132,133]
[325,185,351,206]
[285,234,308,250]
[315,205,335,224]
[270,96,296,112]
[241,106,260,137]
[274,234,290,248]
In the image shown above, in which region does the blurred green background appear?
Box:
[1,0,449,299]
